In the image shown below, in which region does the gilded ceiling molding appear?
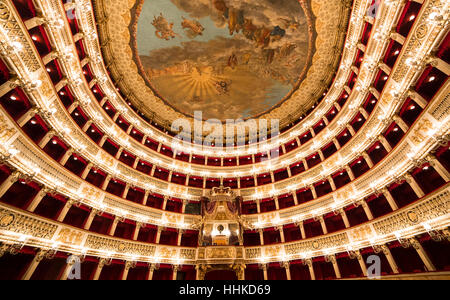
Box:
[64,0,367,156]
[94,0,351,134]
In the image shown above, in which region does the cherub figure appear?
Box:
[152,13,178,40]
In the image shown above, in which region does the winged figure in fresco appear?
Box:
[181,17,205,38]
[152,13,179,40]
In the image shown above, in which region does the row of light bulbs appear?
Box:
[0,200,447,266]
[68,0,373,156]
[1,0,446,230]
[24,0,397,185]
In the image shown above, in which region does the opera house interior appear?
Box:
[0,0,448,281]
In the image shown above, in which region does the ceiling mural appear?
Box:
[132,0,316,120]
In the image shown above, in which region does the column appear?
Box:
[181,200,188,214]
[59,149,74,166]
[101,175,112,190]
[172,265,179,280]
[274,196,280,210]
[297,221,306,239]
[17,107,38,127]
[195,264,207,280]
[60,256,80,280]
[84,209,98,230]
[390,32,405,45]
[150,165,156,177]
[359,107,369,119]
[99,135,108,147]
[310,185,317,199]
[381,188,398,211]
[235,264,246,280]
[82,120,93,132]
[346,124,356,136]
[261,264,268,280]
[283,262,291,280]
[126,125,133,135]
[258,229,264,246]
[378,63,392,76]
[122,184,131,199]
[345,166,355,181]
[362,151,374,168]
[430,57,450,76]
[427,154,450,181]
[304,259,315,280]
[99,97,108,107]
[132,158,139,169]
[162,196,169,210]
[26,187,48,212]
[256,199,261,213]
[22,250,48,280]
[410,238,436,272]
[67,101,80,114]
[0,171,20,198]
[318,150,325,162]
[122,261,135,280]
[379,245,399,274]
[334,102,341,111]
[81,163,93,179]
[133,222,142,241]
[277,226,285,243]
[108,216,121,236]
[393,115,409,133]
[327,255,341,279]
[339,209,350,228]
[333,138,341,150]
[93,258,110,280]
[303,158,309,170]
[408,90,428,109]
[55,79,68,92]
[353,250,368,277]
[287,166,292,178]
[155,227,163,243]
[292,192,298,205]
[177,229,184,246]
[142,190,150,206]
[405,174,425,198]
[348,250,367,277]
[57,200,73,222]
[328,176,336,191]
[378,135,392,152]
[360,200,374,221]
[147,264,157,280]
[369,87,380,100]
[0,80,18,98]
[115,147,124,159]
[318,216,328,235]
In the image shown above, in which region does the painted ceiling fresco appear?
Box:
[134,0,314,120]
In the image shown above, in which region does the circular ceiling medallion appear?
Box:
[132,0,315,121]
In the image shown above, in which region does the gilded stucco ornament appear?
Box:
[0,213,15,227]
